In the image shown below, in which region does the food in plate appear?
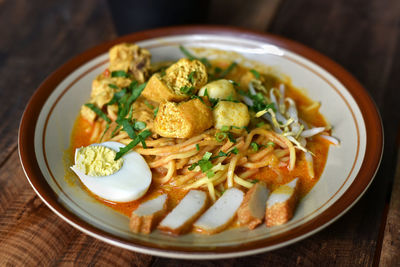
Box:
[265,178,300,227]
[70,141,151,202]
[237,182,270,229]
[130,194,168,234]
[158,190,208,234]
[194,187,244,234]
[69,43,339,235]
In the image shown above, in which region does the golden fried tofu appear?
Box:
[109,43,151,83]
[80,74,132,123]
[265,178,300,227]
[237,182,270,229]
[154,98,213,138]
[130,194,168,234]
[141,58,208,103]
[198,79,238,100]
[213,101,250,130]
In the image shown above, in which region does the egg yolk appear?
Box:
[75,146,123,176]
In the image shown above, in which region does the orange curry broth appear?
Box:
[68,63,330,218]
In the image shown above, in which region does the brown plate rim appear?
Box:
[18,25,383,258]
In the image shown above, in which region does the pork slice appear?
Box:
[265,178,299,227]
[237,183,270,229]
[158,190,208,235]
[194,187,244,234]
[130,194,168,234]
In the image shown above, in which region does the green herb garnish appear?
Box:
[133,121,147,131]
[196,144,200,151]
[204,88,219,108]
[187,71,196,84]
[219,62,237,78]
[180,85,195,95]
[267,141,276,147]
[228,80,240,86]
[84,103,111,123]
[111,70,129,78]
[250,179,259,184]
[251,142,259,152]
[115,130,151,160]
[188,147,239,178]
[144,100,154,110]
[108,84,119,90]
[190,95,205,104]
[250,69,260,79]
[153,106,159,118]
[256,121,265,127]
[179,45,211,67]
[215,132,228,142]
[239,90,276,113]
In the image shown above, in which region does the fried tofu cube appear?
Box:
[237,183,270,229]
[198,79,238,100]
[265,178,300,227]
[154,98,213,138]
[141,58,208,103]
[130,194,168,234]
[213,101,250,130]
[109,43,152,83]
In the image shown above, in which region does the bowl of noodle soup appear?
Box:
[19,26,383,259]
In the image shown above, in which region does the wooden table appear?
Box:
[1,0,399,265]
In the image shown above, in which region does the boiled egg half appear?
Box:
[70,141,152,202]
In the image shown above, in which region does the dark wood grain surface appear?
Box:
[1,0,399,266]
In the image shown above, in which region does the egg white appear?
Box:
[70,141,152,202]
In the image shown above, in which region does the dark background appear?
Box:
[0,0,399,266]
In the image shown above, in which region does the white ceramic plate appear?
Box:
[19,26,383,259]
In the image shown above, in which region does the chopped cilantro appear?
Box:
[239,89,276,113]
[228,80,241,86]
[107,89,127,105]
[203,152,212,160]
[219,62,237,78]
[179,45,211,67]
[153,106,159,118]
[267,141,276,147]
[256,121,265,127]
[121,119,136,139]
[227,132,236,143]
[188,147,239,177]
[144,100,154,109]
[111,70,129,78]
[180,85,195,95]
[251,142,259,151]
[108,84,119,90]
[115,130,151,160]
[187,71,196,84]
[250,69,260,79]
[84,103,111,123]
[190,95,205,104]
[220,126,230,132]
